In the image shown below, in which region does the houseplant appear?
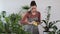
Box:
[0,11,31,34]
[41,6,60,34]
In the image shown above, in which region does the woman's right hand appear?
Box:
[27,21,36,25]
[32,21,38,26]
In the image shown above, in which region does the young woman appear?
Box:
[21,1,41,34]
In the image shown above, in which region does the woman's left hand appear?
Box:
[32,21,38,26]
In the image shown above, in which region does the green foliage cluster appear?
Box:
[0,11,30,34]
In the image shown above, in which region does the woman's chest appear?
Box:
[27,14,39,22]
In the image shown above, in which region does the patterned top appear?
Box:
[21,11,41,24]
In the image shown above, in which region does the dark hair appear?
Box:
[30,1,37,6]
[28,1,37,13]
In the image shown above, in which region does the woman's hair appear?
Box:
[30,1,37,6]
[28,1,37,13]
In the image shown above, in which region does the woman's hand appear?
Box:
[32,21,38,26]
[25,20,39,26]
[28,21,38,26]
[28,21,35,25]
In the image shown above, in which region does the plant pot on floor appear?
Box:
[43,31,50,34]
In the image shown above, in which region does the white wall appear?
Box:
[0,0,60,34]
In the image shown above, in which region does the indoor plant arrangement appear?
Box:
[41,6,60,34]
[0,11,31,34]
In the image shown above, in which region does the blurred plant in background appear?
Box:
[0,11,31,34]
[22,5,30,10]
[18,5,30,17]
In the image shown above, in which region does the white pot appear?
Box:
[43,31,50,34]
[49,28,53,31]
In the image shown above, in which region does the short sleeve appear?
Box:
[38,12,41,23]
[20,13,29,24]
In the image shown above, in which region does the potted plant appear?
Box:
[41,6,60,34]
[0,11,31,34]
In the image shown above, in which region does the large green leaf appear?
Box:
[49,20,60,28]
[22,5,30,10]
[52,25,58,32]
[42,20,47,25]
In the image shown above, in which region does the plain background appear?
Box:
[0,0,60,34]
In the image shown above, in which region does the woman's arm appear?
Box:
[37,12,41,25]
[21,13,29,25]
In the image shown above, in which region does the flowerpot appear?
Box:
[49,28,53,31]
[43,31,50,34]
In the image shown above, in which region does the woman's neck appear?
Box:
[31,11,37,16]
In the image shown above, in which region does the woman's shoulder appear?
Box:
[27,11,31,13]
[37,11,41,14]
[25,11,31,15]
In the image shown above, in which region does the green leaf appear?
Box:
[49,22,52,28]
[42,20,47,25]
[0,15,1,21]
[0,21,5,32]
[49,20,60,28]
[5,17,10,23]
[57,30,60,34]
[22,5,30,10]
[52,25,58,32]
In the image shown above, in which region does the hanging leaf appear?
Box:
[22,5,30,10]
[42,20,47,25]
[52,25,58,32]
[49,22,53,28]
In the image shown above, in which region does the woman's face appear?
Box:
[31,6,37,12]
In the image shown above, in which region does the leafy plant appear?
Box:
[41,6,60,32]
[0,11,31,34]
